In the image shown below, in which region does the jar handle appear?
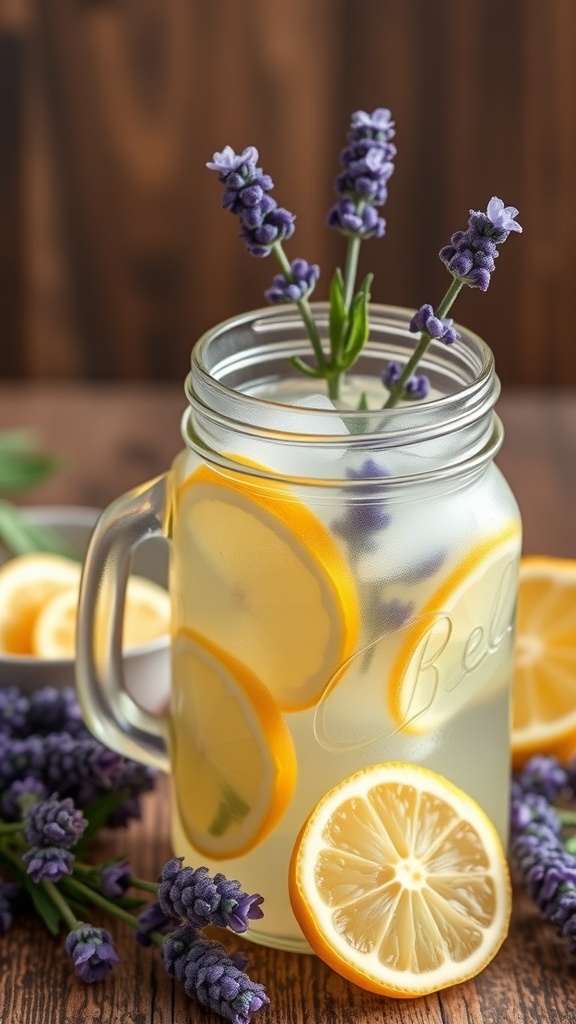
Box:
[75,474,171,772]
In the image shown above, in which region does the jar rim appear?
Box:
[187,303,497,431]
[182,302,502,485]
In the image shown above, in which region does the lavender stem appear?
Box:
[383,276,463,408]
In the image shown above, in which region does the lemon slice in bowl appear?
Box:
[289,761,511,998]
[174,463,359,712]
[388,523,521,734]
[170,627,296,859]
[0,552,82,655]
[512,556,576,768]
[32,574,170,659]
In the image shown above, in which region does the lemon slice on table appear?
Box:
[512,556,576,768]
[170,627,296,859]
[388,523,521,734]
[174,463,359,712]
[0,552,82,655]
[289,761,511,998]
[32,574,170,659]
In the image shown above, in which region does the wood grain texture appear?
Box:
[0,0,573,383]
[0,29,24,375]
[1,785,576,1024]
[0,383,575,1022]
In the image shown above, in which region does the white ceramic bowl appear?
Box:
[0,506,170,713]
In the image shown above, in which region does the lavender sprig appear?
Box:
[208,108,395,400]
[383,198,521,408]
[157,857,264,934]
[163,926,269,1024]
[510,754,576,954]
[0,684,268,1024]
[208,113,521,408]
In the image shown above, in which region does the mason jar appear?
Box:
[76,303,522,952]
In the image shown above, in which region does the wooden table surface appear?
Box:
[0,382,575,1024]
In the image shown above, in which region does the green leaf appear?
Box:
[342,273,373,367]
[0,429,39,454]
[356,392,369,411]
[288,356,325,379]
[209,785,250,837]
[14,521,78,559]
[328,268,348,363]
[0,501,76,558]
[0,452,60,493]
[7,858,62,935]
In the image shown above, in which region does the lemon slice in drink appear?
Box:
[174,463,359,712]
[388,523,521,733]
[32,574,170,659]
[289,762,511,998]
[512,556,576,768]
[0,552,81,655]
[171,627,297,859]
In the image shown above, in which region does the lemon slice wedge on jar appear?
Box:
[174,462,359,712]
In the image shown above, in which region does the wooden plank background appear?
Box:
[0,0,575,384]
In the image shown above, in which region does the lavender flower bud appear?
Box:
[404,374,430,400]
[26,687,88,738]
[0,731,121,795]
[382,360,430,402]
[162,926,269,1024]
[135,901,179,947]
[469,196,522,243]
[328,107,395,242]
[265,258,320,304]
[510,791,562,838]
[99,858,133,899]
[23,845,74,883]
[440,197,521,290]
[409,304,460,345]
[206,146,260,175]
[377,598,414,631]
[24,795,87,849]
[208,146,295,257]
[65,924,120,983]
[515,755,569,802]
[349,106,396,141]
[382,360,401,387]
[158,858,264,934]
[326,197,385,239]
[0,686,29,735]
[0,777,48,821]
[332,458,391,544]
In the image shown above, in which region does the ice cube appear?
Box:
[222,393,350,479]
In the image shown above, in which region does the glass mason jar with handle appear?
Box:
[75,303,522,953]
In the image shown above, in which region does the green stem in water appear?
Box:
[383,276,464,408]
[272,243,326,372]
[327,374,341,402]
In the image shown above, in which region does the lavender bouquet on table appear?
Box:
[0,686,268,1024]
[208,108,521,407]
[510,756,576,952]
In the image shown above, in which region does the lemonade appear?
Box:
[76,305,522,954]
[167,348,521,951]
